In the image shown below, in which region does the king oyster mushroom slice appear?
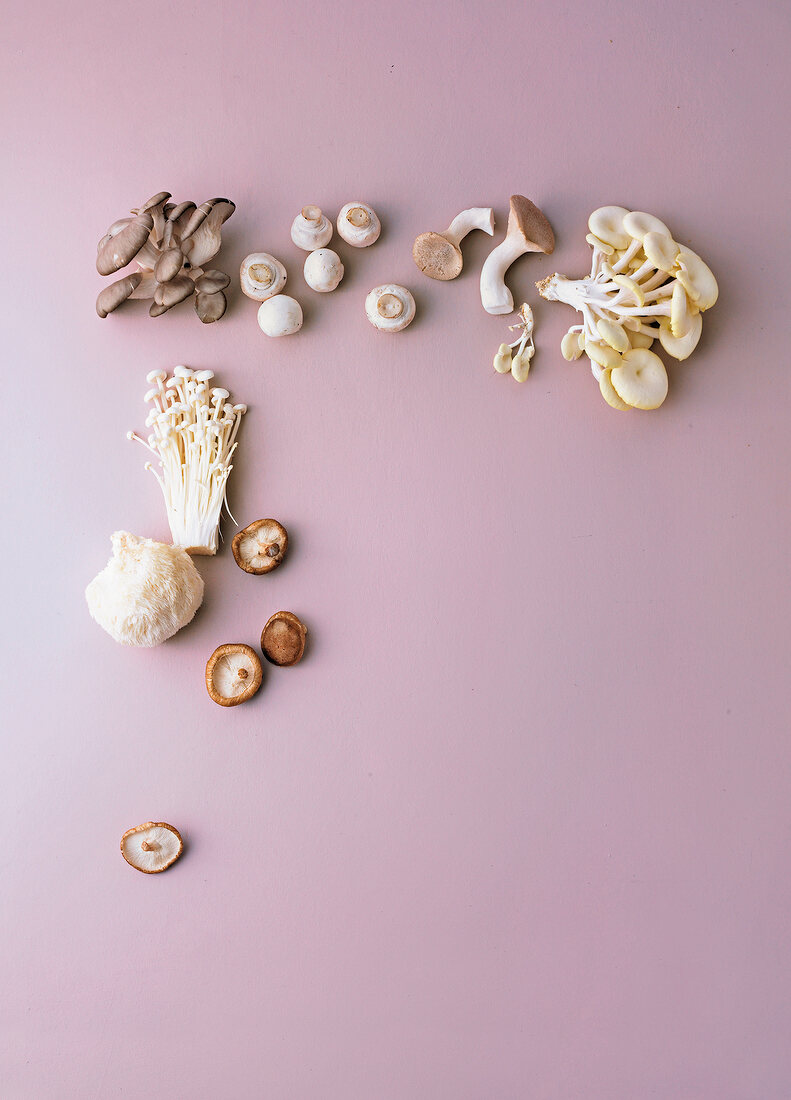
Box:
[240,252,287,301]
[261,611,307,667]
[364,284,416,332]
[232,519,289,574]
[291,205,333,250]
[96,272,143,317]
[337,201,381,247]
[96,212,154,276]
[120,821,183,873]
[206,643,263,706]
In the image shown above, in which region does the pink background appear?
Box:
[3,1,791,1096]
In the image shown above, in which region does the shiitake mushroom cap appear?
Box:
[261,611,307,667]
[206,643,263,706]
[232,519,288,574]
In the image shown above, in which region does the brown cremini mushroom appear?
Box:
[206,643,263,706]
[261,611,307,667]
[120,821,183,873]
[232,519,288,574]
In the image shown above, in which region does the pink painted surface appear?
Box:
[2,1,790,1096]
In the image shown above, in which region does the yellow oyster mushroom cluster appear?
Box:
[537,206,718,410]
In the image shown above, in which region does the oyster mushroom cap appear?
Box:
[261,611,307,667]
[232,519,289,574]
[195,290,227,323]
[154,246,184,283]
[658,312,703,360]
[257,294,303,337]
[303,248,344,292]
[195,270,231,294]
[675,250,718,311]
[153,275,195,310]
[588,206,631,250]
[182,199,235,267]
[337,201,381,247]
[291,205,333,250]
[240,252,287,301]
[96,212,154,275]
[96,272,143,317]
[85,532,204,647]
[206,643,263,706]
[365,284,416,332]
[622,210,671,241]
[599,368,633,411]
[121,822,183,873]
[480,195,555,315]
[610,348,669,410]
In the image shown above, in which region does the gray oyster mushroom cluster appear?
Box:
[95,192,235,323]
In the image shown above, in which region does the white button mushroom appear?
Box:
[291,205,333,250]
[257,294,303,336]
[337,202,381,247]
[364,284,416,332]
[480,196,555,315]
[240,252,288,301]
[303,248,344,292]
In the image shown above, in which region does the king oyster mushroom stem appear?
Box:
[364,284,416,332]
[480,196,555,315]
[337,202,381,247]
[413,206,495,281]
[537,206,718,411]
[291,205,333,250]
[127,366,247,554]
[240,253,287,301]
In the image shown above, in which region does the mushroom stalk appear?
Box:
[480,195,555,315]
[443,207,494,248]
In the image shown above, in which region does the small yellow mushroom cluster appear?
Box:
[537,207,718,410]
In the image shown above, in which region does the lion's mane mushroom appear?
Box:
[480,196,554,315]
[337,202,381,247]
[257,295,303,337]
[127,367,247,555]
[95,192,234,322]
[86,532,204,647]
[537,206,718,411]
[121,822,183,873]
[291,205,333,250]
[365,284,416,332]
[240,252,287,301]
[413,206,495,281]
[303,248,344,292]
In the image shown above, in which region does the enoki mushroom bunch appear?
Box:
[96,192,235,323]
[537,207,718,410]
[128,366,247,555]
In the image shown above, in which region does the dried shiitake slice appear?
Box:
[121,822,183,873]
[232,519,288,574]
[206,643,263,706]
[261,611,307,667]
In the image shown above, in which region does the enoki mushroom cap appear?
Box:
[261,611,307,667]
[120,822,183,873]
[232,519,289,574]
[205,643,263,706]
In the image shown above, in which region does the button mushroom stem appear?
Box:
[378,293,403,319]
[480,196,555,315]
